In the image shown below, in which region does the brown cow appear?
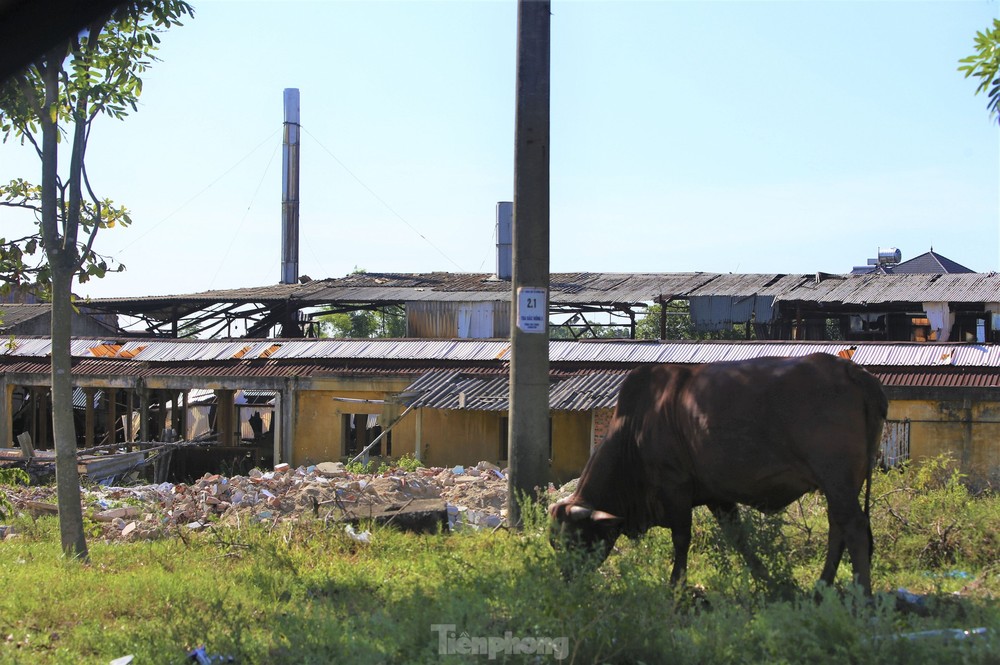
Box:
[549,353,888,594]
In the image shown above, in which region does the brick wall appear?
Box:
[591,408,615,448]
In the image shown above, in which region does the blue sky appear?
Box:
[1,0,998,299]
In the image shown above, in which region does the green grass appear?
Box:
[0,458,996,664]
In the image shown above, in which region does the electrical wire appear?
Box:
[301,125,466,272]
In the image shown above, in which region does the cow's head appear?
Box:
[548,499,624,579]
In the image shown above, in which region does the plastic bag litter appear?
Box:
[345,524,372,544]
[897,627,987,641]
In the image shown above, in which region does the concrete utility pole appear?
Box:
[507,0,551,528]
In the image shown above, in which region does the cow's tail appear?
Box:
[848,361,888,560]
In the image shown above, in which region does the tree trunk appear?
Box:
[38,44,89,561]
[50,256,88,560]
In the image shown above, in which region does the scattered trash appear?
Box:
[345,524,372,544]
[896,627,988,641]
[186,645,235,664]
[923,570,971,580]
[896,588,926,607]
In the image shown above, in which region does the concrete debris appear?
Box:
[4,460,514,541]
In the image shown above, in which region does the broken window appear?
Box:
[878,420,910,469]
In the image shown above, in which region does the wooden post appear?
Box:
[414,408,423,461]
[180,390,189,441]
[84,387,95,448]
[106,388,117,445]
[126,389,134,442]
[39,388,50,449]
[139,387,150,442]
[217,389,236,446]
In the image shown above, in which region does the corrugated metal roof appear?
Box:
[8,336,1000,369]
[871,367,1000,388]
[6,337,1000,397]
[678,272,1000,305]
[85,272,723,309]
[548,372,627,410]
[405,371,511,411]
[0,304,49,328]
[778,272,1000,304]
[404,369,629,412]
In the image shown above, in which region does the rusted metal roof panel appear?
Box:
[871,367,1000,388]
[9,336,1000,369]
[1,337,513,363]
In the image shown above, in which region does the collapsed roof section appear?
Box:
[81,271,1000,340]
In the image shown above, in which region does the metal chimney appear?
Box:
[281,88,301,285]
[496,201,512,279]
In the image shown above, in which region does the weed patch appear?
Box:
[0,460,996,663]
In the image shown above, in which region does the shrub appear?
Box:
[0,467,29,521]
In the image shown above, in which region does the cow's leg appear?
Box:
[669,515,692,585]
[824,491,872,594]
[819,520,845,586]
[709,503,773,587]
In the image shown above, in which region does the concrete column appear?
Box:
[508,0,551,528]
[0,378,10,448]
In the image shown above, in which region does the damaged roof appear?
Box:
[8,336,1000,367]
[84,270,1000,317]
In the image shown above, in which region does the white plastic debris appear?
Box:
[897,627,988,641]
[345,524,372,544]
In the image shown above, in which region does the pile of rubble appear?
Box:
[3,461,516,542]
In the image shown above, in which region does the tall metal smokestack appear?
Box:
[281,88,300,285]
[496,201,512,280]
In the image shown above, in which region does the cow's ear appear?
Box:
[591,510,623,525]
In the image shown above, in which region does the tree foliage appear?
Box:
[635,301,755,341]
[0,1,192,296]
[319,308,407,339]
[959,18,1000,126]
[0,0,193,560]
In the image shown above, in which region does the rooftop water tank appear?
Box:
[878,247,901,265]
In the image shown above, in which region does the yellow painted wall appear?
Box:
[292,388,999,483]
[888,399,1000,480]
[551,410,591,484]
[292,379,414,466]
[417,409,503,468]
